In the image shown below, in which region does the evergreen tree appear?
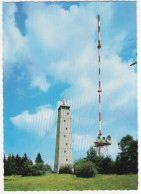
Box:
[32,153,46,176]
[35,153,44,164]
[22,153,28,163]
[15,154,22,175]
[99,156,114,174]
[4,152,52,177]
[6,155,16,175]
[4,154,8,176]
[21,153,33,177]
[94,155,105,174]
[86,146,97,163]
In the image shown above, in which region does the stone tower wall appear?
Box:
[54,105,73,172]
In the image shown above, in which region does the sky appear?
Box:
[3,1,137,168]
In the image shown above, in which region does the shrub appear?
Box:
[21,160,33,177]
[59,165,73,174]
[45,164,52,173]
[31,163,46,176]
[31,165,43,176]
[74,159,97,178]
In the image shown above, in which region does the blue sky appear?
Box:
[3,1,137,168]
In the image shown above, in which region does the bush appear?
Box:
[74,159,97,178]
[95,156,115,174]
[21,161,33,177]
[59,165,73,174]
[45,164,52,173]
[31,163,46,176]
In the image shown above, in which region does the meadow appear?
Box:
[4,173,138,191]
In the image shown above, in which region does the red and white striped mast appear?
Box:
[98,15,102,136]
[94,15,111,155]
[98,15,102,155]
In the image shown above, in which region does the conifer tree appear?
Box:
[15,154,22,175]
[4,154,8,176]
[35,153,44,164]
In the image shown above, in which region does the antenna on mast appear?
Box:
[61,98,68,106]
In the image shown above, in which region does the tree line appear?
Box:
[4,134,138,177]
[84,134,138,175]
[4,153,52,176]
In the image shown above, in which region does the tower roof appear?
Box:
[58,105,70,110]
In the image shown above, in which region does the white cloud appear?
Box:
[4,2,136,102]
[108,138,120,160]
[73,134,94,151]
[22,3,98,92]
[30,75,51,92]
[10,105,57,136]
[3,3,27,77]
[4,2,136,99]
[4,2,137,143]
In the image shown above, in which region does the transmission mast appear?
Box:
[94,15,111,155]
[98,14,102,137]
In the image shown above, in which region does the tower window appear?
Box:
[64,151,66,153]
[66,143,68,145]
[67,112,69,115]
[64,135,66,137]
[66,127,67,130]
[64,120,66,122]
[66,159,68,161]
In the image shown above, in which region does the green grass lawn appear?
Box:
[4,173,138,191]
